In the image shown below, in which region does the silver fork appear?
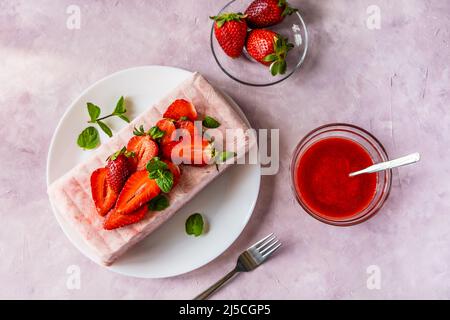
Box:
[194,233,281,300]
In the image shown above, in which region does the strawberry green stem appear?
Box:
[278,0,298,17]
[210,12,247,28]
[263,35,294,76]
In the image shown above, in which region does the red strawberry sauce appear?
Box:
[294,137,377,220]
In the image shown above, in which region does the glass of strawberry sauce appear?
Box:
[291,124,392,226]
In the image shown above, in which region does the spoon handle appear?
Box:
[349,153,421,177]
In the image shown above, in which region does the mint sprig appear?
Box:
[146,157,174,193]
[78,96,131,150]
[87,96,130,135]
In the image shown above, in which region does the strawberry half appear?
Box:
[103,206,148,230]
[163,99,198,121]
[115,170,161,215]
[106,148,133,194]
[246,29,294,75]
[90,168,118,216]
[175,119,198,142]
[168,139,215,166]
[127,135,159,171]
[210,13,248,58]
[161,140,181,161]
[159,120,201,147]
[156,118,176,145]
[245,0,298,28]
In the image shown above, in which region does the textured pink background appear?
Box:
[1,0,450,299]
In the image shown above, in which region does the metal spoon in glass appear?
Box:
[349,152,421,177]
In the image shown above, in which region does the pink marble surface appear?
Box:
[1,0,450,299]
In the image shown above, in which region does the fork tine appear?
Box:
[258,234,276,250]
[258,237,278,252]
[262,242,282,258]
[250,233,274,249]
[260,239,280,255]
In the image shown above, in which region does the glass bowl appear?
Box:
[290,124,392,226]
[210,0,308,87]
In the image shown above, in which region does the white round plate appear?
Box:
[46,66,261,278]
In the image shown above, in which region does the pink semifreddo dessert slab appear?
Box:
[47,72,253,266]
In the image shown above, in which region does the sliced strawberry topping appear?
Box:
[127,135,159,171]
[189,139,215,166]
[115,170,161,215]
[165,139,215,166]
[156,118,176,145]
[161,140,181,161]
[175,119,201,143]
[90,168,118,216]
[163,160,181,187]
[103,206,148,230]
[163,99,198,121]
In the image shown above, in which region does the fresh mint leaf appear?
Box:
[77,126,100,150]
[156,170,174,193]
[146,157,168,176]
[118,114,130,123]
[202,116,221,128]
[79,97,133,150]
[148,195,170,211]
[97,120,113,138]
[149,126,165,140]
[216,151,236,163]
[146,157,174,193]
[113,96,126,114]
[87,103,101,123]
[185,213,204,237]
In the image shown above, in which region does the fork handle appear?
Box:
[194,268,239,300]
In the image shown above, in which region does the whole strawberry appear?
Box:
[246,29,294,76]
[210,12,248,58]
[245,0,298,28]
[106,147,133,194]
